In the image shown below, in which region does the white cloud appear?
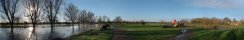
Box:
[190,0,243,8]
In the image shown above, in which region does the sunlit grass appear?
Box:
[190,27,244,40]
[118,23,181,40]
[72,30,112,40]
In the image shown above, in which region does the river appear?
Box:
[0,24,98,40]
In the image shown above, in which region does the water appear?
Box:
[0,24,98,40]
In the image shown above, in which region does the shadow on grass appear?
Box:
[72,30,112,40]
[190,27,244,40]
[123,29,181,40]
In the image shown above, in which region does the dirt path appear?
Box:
[165,29,193,40]
[111,27,132,40]
[174,30,192,40]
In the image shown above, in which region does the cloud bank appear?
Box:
[189,0,243,8]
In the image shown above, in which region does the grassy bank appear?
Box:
[190,27,244,40]
[118,23,181,40]
[72,30,112,40]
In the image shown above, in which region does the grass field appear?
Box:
[72,30,112,40]
[118,23,182,40]
[72,23,244,40]
[190,27,244,40]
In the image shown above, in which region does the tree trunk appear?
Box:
[10,21,14,40]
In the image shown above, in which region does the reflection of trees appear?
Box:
[27,27,38,40]
[64,3,79,36]
[1,28,14,40]
[42,0,64,39]
[49,25,54,40]
[10,28,14,40]
[0,0,20,40]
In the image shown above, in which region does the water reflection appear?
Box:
[0,24,96,40]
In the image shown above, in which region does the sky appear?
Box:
[66,0,244,22]
[1,0,244,22]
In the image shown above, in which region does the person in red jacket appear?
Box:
[171,20,177,27]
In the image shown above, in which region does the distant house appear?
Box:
[230,22,241,26]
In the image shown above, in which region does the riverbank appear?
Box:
[71,30,112,40]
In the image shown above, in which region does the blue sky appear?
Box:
[33,0,244,22]
[1,0,244,22]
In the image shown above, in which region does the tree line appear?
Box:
[0,0,124,25]
[176,17,243,28]
[0,0,124,40]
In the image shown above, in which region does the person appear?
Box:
[171,20,177,27]
[100,24,111,31]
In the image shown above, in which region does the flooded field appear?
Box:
[0,24,98,40]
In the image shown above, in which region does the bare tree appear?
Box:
[86,11,95,24]
[102,16,107,22]
[107,17,111,23]
[43,0,63,39]
[78,10,87,24]
[0,0,20,40]
[23,0,44,26]
[64,3,79,25]
[0,0,19,26]
[13,17,21,23]
[78,10,95,24]
[43,0,63,26]
[97,16,102,23]
[113,16,122,23]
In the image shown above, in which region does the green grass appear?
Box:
[118,23,182,40]
[72,30,112,40]
[190,27,244,40]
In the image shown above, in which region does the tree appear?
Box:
[0,0,20,40]
[0,0,20,26]
[23,0,44,26]
[97,16,102,23]
[107,17,111,23]
[78,10,95,24]
[223,17,231,24]
[43,0,63,25]
[210,17,222,26]
[233,18,237,22]
[140,20,146,25]
[160,20,165,24]
[64,3,79,25]
[43,0,63,39]
[78,10,86,24]
[191,17,211,28]
[113,16,122,23]
[240,19,244,24]
[101,16,107,22]
[86,11,95,24]
[13,17,21,23]
[179,19,188,24]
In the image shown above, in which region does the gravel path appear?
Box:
[111,27,132,40]
[175,30,192,40]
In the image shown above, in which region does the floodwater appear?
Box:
[0,24,98,40]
